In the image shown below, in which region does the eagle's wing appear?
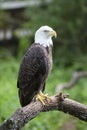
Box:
[17,45,47,106]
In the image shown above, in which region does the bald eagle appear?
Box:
[17,26,57,107]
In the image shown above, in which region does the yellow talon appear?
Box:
[36,91,51,105]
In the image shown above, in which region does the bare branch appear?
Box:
[56,71,87,92]
[0,93,87,130]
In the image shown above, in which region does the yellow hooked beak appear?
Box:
[49,30,57,38]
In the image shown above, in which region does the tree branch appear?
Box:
[56,71,87,92]
[0,93,87,130]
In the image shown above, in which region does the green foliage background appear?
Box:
[0,0,87,130]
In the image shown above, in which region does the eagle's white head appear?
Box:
[34,25,57,47]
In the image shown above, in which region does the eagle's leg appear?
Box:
[36,91,51,105]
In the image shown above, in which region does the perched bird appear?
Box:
[17,25,57,107]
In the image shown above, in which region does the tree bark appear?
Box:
[0,93,87,130]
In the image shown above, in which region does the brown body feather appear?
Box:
[17,43,52,107]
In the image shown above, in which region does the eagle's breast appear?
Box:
[45,46,53,75]
[40,45,53,79]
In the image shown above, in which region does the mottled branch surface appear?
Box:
[0,93,87,130]
[56,71,87,92]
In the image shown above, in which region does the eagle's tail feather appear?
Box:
[18,90,33,107]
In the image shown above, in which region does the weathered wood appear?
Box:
[0,93,87,130]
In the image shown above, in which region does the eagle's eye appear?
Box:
[44,30,49,32]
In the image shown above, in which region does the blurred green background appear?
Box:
[0,0,87,130]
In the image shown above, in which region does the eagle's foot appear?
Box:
[36,91,51,105]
